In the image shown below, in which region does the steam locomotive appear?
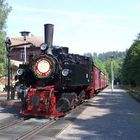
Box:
[15,24,108,117]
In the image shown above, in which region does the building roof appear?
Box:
[11,36,43,48]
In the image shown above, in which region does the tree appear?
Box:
[104,59,122,84]
[0,0,12,75]
[97,51,125,83]
[122,33,140,86]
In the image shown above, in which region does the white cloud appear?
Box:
[8,5,140,36]
[12,6,140,21]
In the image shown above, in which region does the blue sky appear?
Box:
[6,0,140,54]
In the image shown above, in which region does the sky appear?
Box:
[6,0,140,54]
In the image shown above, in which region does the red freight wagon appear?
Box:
[100,72,107,89]
[93,65,101,92]
[100,72,104,89]
[104,76,109,87]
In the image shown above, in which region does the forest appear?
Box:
[121,34,140,87]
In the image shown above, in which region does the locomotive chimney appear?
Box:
[44,24,54,48]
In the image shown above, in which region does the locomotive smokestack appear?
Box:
[44,24,54,47]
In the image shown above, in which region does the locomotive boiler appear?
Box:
[16,24,95,117]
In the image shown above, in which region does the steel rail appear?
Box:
[0,116,25,131]
[15,120,55,140]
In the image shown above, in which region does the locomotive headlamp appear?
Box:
[17,68,24,75]
[40,43,48,51]
[33,57,52,78]
[62,69,69,76]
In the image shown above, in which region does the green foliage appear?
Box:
[0,0,12,30]
[98,51,126,61]
[122,35,140,86]
[103,59,122,83]
[97,51,126,83]
[0,30,7,76]
[0,0,11,76]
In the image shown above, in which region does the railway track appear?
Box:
[20,104,87,140]
[16,119,55,140]
[0,116,53,140]
[0,100,87,140]
[0,116,25,131]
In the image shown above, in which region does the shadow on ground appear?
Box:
[0,98,21,118]
[55,86,140,140]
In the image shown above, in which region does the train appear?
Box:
[15,24,108,117]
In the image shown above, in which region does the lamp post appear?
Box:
[110,55,114,92]
[20,31,30,63]
[5,37,11,100]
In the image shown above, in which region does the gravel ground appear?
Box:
[0,106,20,120]
[0,96,21,120]
[55,87,140,140]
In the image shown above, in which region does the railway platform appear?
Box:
[55,86,140,140]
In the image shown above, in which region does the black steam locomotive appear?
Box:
[15,24,105,117]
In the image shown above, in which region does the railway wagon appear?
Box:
[100,72,106,89]
[15,24,108,117]
[93,66,108,93]
[93,66,101,93]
